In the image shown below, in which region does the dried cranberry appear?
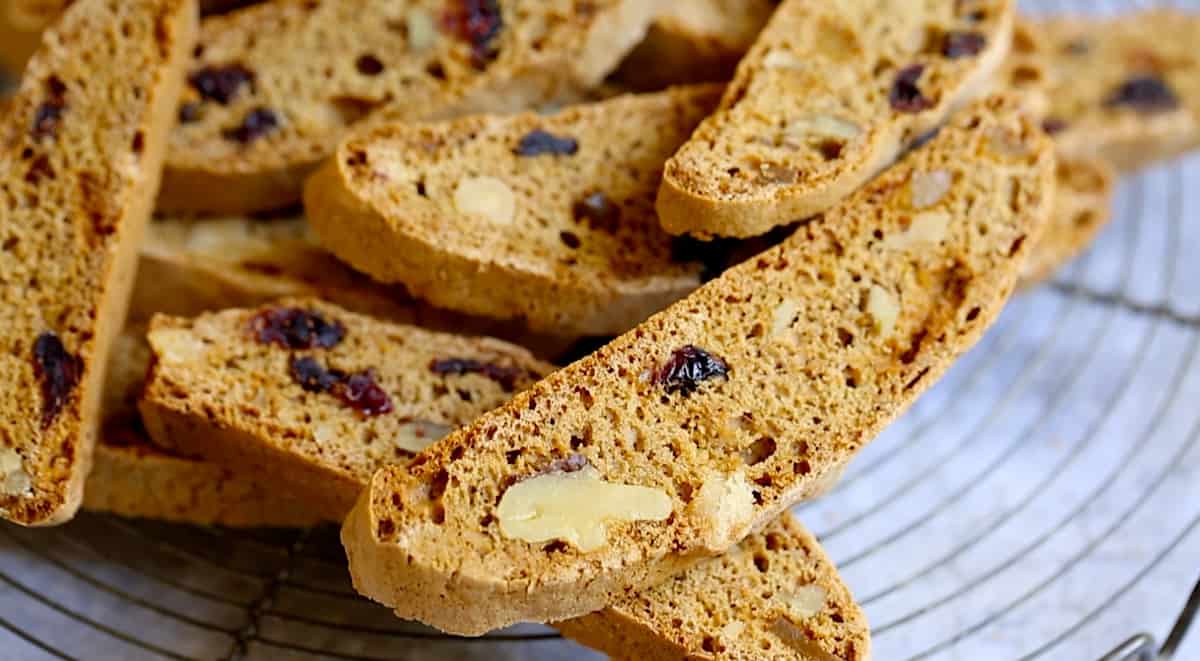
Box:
[1104,76,1179,114]
[189,64,255,104]
[573,192,621,232]
[289,356,344,393]
[250,307,345,350]
[1041,117,1068,134]
[223,107,279,143]
[178,102,203,124]
[942,31,986,58]
[890,65,933,113]
[671,236,738,283]
[30,77,68,141]
[430,358,524,392]
[31,101,65,141]
[656,345,729,396]
[32,332,81,428]
[332,369,394,416]
[443,0,503,67]
[514,129,578,157]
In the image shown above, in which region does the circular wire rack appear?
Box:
[3,0,1200,659]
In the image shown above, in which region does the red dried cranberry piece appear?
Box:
[890,65,933,113]
[332,369,394,416]
[656,345,729,396]
[443,0,503,68]
[32,332,81,428]
[31,102,65,141]
[1104,76,1179,114]
[942,31,986,58]
[573,192,621,233]
[290,356,344,393]
[188,64,255,104]
[251,307,346,350]
[223,107,279,143]
[430,358,524,392]
[178,103,202,124]
[30,76,68,141]
[514,129,579,157]
[1041,117,1068,134]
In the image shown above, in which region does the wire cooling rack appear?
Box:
[3,0,1200,659]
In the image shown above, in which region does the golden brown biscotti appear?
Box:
[158,0,662,215]
[1019,156,1114,289]
[559,513,869,661]
[0,0,262,74]
[306,86,723,336]
[85,327,323,528]
[1032,10,1200,172]
[612,0,778,91]
[339,95,1055,635]
[131,214,577,359]
[0,0,196,526]
[138,299,556,521]
[657,0,1014,238]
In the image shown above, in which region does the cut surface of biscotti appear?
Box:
[159,0,661,215]
[559,513,869,661]
[1019,156,1114,289]
[1035,10,1200,172]
[612,0,777,91]
[306,86,723,335]
[0,0,260,74]
[0,0,196,526]
[340,95,1054,635]
[139,299,556,520]
[657,0,1014,238]
[87,326,323,528]
[133,214,578,359]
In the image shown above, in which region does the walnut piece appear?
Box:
[909,170,952,208]
[148,328,209,364]
[867,285,899,337]
[454,176,516,225]
[784,584,828,621]
[496,466,672,552]
[395,420,452,454]
[885,210,950,250]
[689,471,756,550]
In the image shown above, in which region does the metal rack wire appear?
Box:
[2,0,1199,659]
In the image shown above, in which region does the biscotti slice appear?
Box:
[0,0,260,74]
[0,0,196,526]
[559,513,870,661]
[138,299,556,521]
[86,327,323,528]
[612,0,777,91]
[306,86,723,336]
[158,0,661,215]
[1019,156,1114,289]
[135,215,579,359]
[657,0,1014,238]
[340,94,1054,635]
[1031,10,1200,172]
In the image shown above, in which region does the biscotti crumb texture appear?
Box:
[306,85,723,336]
[340,95,1054,635]
[86,327,323,528]
[0,0,196,526]
[139,299,556,520]
[558,513,870,661]
[612,0,777,91]
[1019,156,1114,289]
[158,0,662,215]
[657,0,1014,238]
[1035,10,1200,172]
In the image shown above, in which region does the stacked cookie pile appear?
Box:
[0,1,1196,658]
